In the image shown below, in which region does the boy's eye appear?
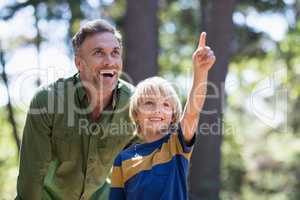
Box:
[163,102,171,107]
[144,101,154,105]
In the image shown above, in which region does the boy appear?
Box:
[109,32,215,200]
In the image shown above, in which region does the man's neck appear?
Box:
[79,74,115,121]
[87,90,113,121]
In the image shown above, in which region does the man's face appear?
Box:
[75,32,122,93]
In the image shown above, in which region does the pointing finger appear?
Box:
[199,32,206,48]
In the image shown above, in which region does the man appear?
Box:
[16,19,136,200]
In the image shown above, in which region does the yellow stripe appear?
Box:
[121,132,193,183]
[111,166,124,188]
[169,134,193,160]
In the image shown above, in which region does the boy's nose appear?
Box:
[153,105,162,113]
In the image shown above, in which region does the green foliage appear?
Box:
[159,0,198,75]
[221,121,246,199]
[276,21,300,133]
[221,8,300,198]
[237,0,286,13]
[0,108,21,199]
[221,117,300,200]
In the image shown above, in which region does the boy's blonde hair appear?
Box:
[129,76,182,127]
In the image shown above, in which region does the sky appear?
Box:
[0,0,292,115]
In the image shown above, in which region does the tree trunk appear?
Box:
[34,4,42,87]
[123,0,159,85]
[0,44,21,153]
[189,1,236,200]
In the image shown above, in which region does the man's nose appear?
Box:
[102,55,114,66]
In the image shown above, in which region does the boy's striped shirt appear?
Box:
[109,124,195,200]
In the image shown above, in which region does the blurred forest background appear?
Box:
[0,0,299,199]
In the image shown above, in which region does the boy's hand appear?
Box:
[192,32,216,73]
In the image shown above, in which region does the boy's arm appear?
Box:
[180,32,216,143]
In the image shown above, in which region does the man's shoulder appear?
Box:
[30,75,74,107]
[118,79,135,96]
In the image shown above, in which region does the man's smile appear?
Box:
[96,69,118,83]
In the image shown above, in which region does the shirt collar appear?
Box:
[74,72,118,110]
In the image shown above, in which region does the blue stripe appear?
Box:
[177,123,196,153]
[118,134,171,162]
[113,155,122,166]
[123,155,189,200]
[109,188,125,200]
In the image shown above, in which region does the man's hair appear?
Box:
[129,76,182,128]
[72,19,122,54]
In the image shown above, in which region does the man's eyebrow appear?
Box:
[90,47,103,53]
[90,46,120,53]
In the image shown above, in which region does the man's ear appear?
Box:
[75,54,83,72]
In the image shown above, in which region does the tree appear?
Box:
[123,0,159,84]
[0,43,20,152]
[189,1,237,199]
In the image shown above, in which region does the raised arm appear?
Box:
[180,32,216,142]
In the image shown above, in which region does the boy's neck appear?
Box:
[140,130,169,143]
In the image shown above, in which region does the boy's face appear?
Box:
[136,94,173,136]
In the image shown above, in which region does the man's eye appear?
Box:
[112,50,120,56]
[94,50,104,56]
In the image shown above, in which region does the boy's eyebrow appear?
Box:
[141,95,157,100]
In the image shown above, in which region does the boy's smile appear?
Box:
[148,116,164,121]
